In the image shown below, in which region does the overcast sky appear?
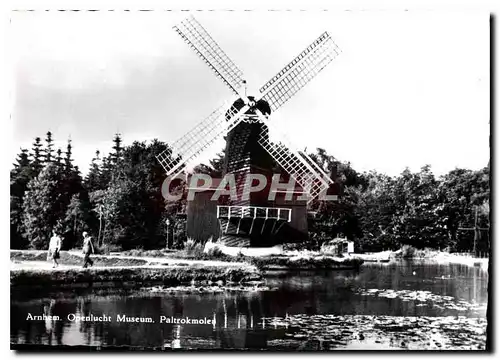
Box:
[9,10,490,176]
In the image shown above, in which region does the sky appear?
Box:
[9,10,490,177]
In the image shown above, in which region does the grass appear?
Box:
[11,265,262,290]
[249,255,364,270]
[10,250,149,267]
[119,249,175,257]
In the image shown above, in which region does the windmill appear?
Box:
[156,15,341,246]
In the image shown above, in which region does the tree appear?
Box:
[392,166,447,249]
[60,193,95,250]
[64,139,74,174]
[437,166,490,251]
[98,134,124,188]
[85,150,103,192]
[193,149,226,178]
[88,139,174,250]
[44,131,55,164]
[437,168,475,250]
[55,148,63,169]
[58,167,85,243]
[22,163,62,249]
[30,137,44,176]
[306,148,364,248]
[356,171,400,251]
[11,148,31,198]
[11,148,33,249]
[110,133,124,169]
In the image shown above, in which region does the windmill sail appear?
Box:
[257,121,334,203]
[160,17,340,204]
[174,15,245,95]
[156,102,250,178]
[259,32,341,112]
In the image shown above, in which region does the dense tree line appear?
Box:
[307,151,490,253]
[10,132,490,253]
[10,132,176,251]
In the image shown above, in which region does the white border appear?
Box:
[2,1,497,359]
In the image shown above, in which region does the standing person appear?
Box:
[82,231,95,268]
[47,230,62,268]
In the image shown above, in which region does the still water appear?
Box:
[11,261,488,350]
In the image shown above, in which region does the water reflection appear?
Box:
[11,261,488,350]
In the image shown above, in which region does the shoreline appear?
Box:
[10,248,488,293]
[10,250,362,292]
[348,249,489,270]
[10,264,263,293]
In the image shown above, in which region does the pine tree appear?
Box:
[30,137,43,176]
[55,148,63,169]
[110,133,123,167]
[44,131,54,164]
[11,148,31,196]
[96,134,124,188]
[64,138,74,174]
[85,150,103,192]
[12,148,30,173]
[11,148,32,202]
[10,148,32,249]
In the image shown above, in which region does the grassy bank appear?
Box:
[11,265,262,289]
[10,248,364,294]
[363,246,489,270]
[249,255,364,270]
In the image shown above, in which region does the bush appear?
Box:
[205,245,224,258]
[182,238,205,258]
[283,241,318,252]
[398,245,439,259]
[183,239,197,251]
[400,245,416,258]
[249,255,363,270]
[235,250,246,262]
[172,219,187,250]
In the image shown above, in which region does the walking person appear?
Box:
[82,231,95,268]
[47,230,62,268]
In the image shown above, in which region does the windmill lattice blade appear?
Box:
[253,108,333,184]
[257,124,333,203]
[156,103,249,178]
[259,32,340,112]
[174,16,245,95]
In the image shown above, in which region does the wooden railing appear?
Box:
[217,205,291,222]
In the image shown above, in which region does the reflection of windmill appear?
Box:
[157,16,341,246]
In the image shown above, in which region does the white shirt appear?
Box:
[49,235,61,251]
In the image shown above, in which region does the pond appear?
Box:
[10,261,488,350]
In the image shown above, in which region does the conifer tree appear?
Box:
[30,137,43,176]
[10,148,32,249]
[44,131,54,164]
[64,138,74,174]
[85,150,103,192]
[55,148,63,169]
[111,133,123,166]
